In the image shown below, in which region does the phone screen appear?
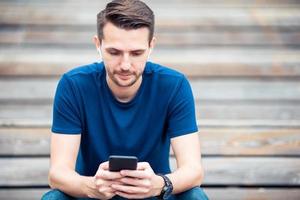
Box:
[109,155,138,172]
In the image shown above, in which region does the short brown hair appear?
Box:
[97,0,155,43]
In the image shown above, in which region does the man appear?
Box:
[42,0,208,199]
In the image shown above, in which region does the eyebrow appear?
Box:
[105,47,146,53]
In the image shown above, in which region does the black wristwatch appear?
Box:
[157,174,173,200]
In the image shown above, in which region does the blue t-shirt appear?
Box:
[52,61,198,176]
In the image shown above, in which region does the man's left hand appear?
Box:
[111,162,164,199]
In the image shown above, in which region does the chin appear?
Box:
[116,79,136,87]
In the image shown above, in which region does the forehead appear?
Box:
[101,22,150,50]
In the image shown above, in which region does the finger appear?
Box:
[120,169,151,179]
[120,177,151,187]
[96,170,123,180]
[99,161,109,170]
[98,186,117,194]
[115,191,146,199]
[136,162,151,170]
[111,184,149,194]
[95,178,123,187]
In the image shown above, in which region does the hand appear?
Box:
[92,161,123,199]
[111,162,164,199]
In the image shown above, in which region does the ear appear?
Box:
[93,35,101,49]
[149,36,156,51]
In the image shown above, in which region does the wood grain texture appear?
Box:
[0,128,50,155]
[1,157,300,186]
[1,48,299,77]
[1,188,300,200]
[204,188,300,200]
[0,189,48,200]
[1,29,299,47]
[1,4,300,27]
[199,128,300,156]
[1,77,300,101]
[1,103,300,128]
[1,128,300,156]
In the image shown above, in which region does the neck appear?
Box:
[106,76,142,103]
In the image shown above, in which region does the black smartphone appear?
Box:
[109,155,138,172]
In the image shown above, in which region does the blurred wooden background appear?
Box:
[0,0,300,199]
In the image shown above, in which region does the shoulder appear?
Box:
[144,62,190,92]
[64,62,104,79]
[144,62,187,84]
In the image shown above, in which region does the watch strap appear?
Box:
[157,174,173,200]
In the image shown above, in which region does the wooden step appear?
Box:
[1,102,300,127]
[1,3,299,28]
[5,187,300,200]
[1,28,299,47]
[1,48,300,77]
[1,188,300,200]
[1,128,300,156]
[1,157,299,186]
[1,77,300,101]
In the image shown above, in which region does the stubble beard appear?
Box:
[108,70,141,88]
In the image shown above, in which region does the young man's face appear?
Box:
[96,22,154,88]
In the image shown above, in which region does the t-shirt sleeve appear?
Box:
[51,74,82,134]
[167,76,198,138]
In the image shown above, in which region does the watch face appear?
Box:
[163,185,172,199]
[163,185,168,191]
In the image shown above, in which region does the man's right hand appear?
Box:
[89,161,123,199]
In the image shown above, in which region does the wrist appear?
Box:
[81,176,97,198]
[156,174,174,199]
[153,174,165,196]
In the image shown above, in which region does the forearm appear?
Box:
[167,163,204,194]
[49,166,95,198]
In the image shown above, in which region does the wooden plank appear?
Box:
[0,157,49,186]
[1,48,300,77]
[0,188,300,200]
[1,29,300,46]
[1,77,300,101]
[1,103,300,127]
[0,189,48,200]
[199,128,300,156]
[200,157,300,186]
[1,128,300,156]
[1,157,300,186]
[0,128,50,155]
[204,188,300,200]
[1,4,300,27]
[1,0,299,7]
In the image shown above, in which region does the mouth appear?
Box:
[117,73,132,80]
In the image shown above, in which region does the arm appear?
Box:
[48,133,120,199]
[167,132,204,194]
[48,133,93,197]
[109,132,203,198]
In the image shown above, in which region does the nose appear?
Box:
[120,53,131,71]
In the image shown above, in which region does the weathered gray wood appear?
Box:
[1,128,300,156]
[204,188,300,200]
[0,128,50,155]
[0,188,300,200]
[1,157,300,186]
[1,103,300,127]
[0,157,49,186]
[2,29,300,46]
[201,157,300,186]
[1,77,300,101]
[0,189,48,200]
[1,4,300,27]
[1,48,300,77]
[199,128,300,156]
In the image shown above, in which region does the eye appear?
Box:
[107,50,121,56]
[131,51,144,56]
